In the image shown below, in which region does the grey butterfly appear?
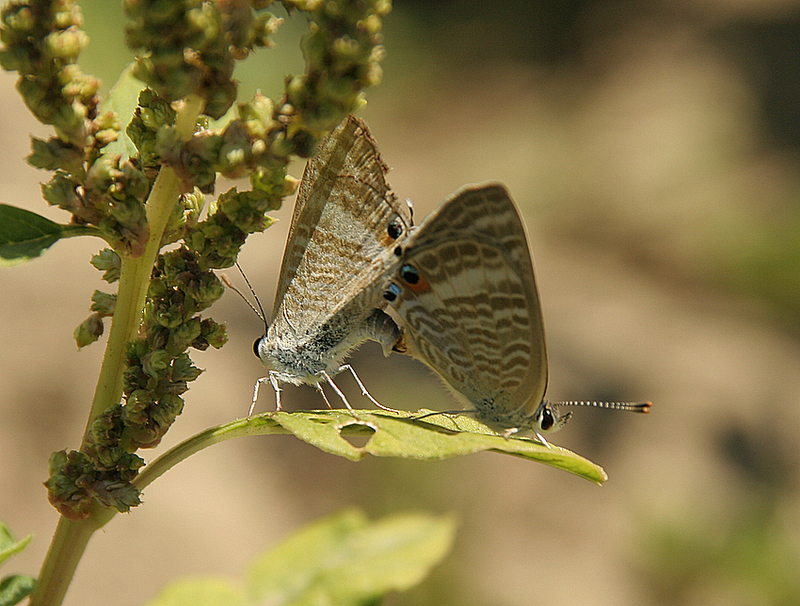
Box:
[250,116,412,413]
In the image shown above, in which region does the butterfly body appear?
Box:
[257,307,402,385]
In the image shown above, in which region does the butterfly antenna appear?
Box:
[220,264,268,330]
[549,400,651,413]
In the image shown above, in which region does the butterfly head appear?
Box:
[527,398,650,445]
[495,400,569,448]
[531,400,572,434]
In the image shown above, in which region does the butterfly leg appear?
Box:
[530,429,552,449]
[314,382,335,410]
[318,371,364,420]
[269,372,284,411]
[336,364,402,413]
[249,376,271,416]
[248,372,285,416]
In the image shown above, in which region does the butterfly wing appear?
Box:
[385,184,548,424]
[271,116,413,332]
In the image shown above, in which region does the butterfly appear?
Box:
[250,116,412,414]
[382,183,650,445]
[248,116,649,444]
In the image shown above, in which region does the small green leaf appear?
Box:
[142,577,244,606]
[73,313,105,349]
[0,523,32,566]
[99,62,147,161]
[246,510,456,606]
[0,523,35,606]
[0,205,64,266]
[90,248,122,283]
[0,575,37,606]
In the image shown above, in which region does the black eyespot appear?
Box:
[394,245,402,257]
[253,337,263,358]
[384,283,402,302]
[539,406,554,431]
[400,264,420,284]
[387,217,403,240]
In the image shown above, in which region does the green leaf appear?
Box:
[0,523,32,566]
[0,523,35,606]
[0,574,36,606]
[143,578,244,606]
[136,410,608,494]
[99,62,147,161]
[139,511,453,606]
[0,575,37,606]
[246,510,456,606]
[0,205,64,266]
[262,410,608,484]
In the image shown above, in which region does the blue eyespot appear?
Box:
[384,282,402,302]
[400,264,420,284]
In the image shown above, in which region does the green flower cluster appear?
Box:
[0,0,100,146]
[281,0,390,139]
[3,0,391,520]
[124,0,281,120]
[46,446,143,520]
[1,0,153,258]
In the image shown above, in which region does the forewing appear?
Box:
[271,116,412,329]
[387,183,548,412]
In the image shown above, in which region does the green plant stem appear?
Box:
[28,417,280,606]
[28,517,103,606]
[83,93,205,431]
[31,94,205,606]
[60,224,106,240]
[135,417,282,489]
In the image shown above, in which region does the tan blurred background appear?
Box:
[3,1,800,604]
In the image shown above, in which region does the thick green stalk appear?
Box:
[83,94,205,429]
[30,95,205,606]
[27,517,102,606]
[81,170,180,425]
[86,95,203,430]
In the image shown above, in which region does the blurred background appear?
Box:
[2,0,800,604]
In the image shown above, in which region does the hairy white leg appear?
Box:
[335,364,401,413]
[318,371,354,412]
[250,376,273,417]
[269,372,283,411]
[314,383,335,409]
[248,372,286,417]
[532,430,551,449]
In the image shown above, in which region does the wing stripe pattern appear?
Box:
[387,184,548,427]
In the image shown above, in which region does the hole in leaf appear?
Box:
[339,421,376,448]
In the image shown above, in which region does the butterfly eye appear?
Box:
[400,264,420,284]
[387,216,404,240]
[538,405,555,431]
[383,282,402,302]
[253,337,263,358]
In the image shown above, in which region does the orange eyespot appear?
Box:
[400,264,431,294]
